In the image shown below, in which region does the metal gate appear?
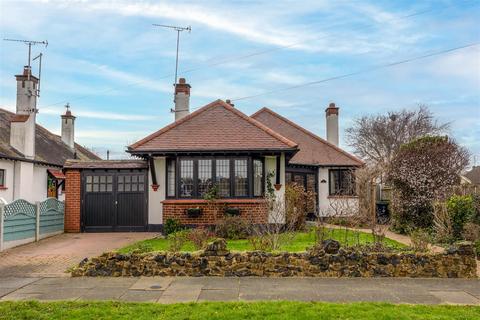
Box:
[81,169,148,232]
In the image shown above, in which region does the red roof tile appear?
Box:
[129,100,297,153]
[251,107,364,166]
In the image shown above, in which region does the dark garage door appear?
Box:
[82,169,147,232]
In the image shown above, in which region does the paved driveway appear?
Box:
[0,233,156,277]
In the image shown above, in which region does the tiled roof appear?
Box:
[129,100,297,153]
[0,108,101,166]
[64,160,148,169]
[251,107,364,166]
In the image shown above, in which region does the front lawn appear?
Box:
[118,228,406,254]
[1,301,479,320]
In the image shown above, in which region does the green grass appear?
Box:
[0,301,479,320]
[118,228,406,254]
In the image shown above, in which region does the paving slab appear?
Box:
[157,284,203,304]
[78,287,127,301]
[120,290,165,302]
[34,288,89,301]
[174,277,239,290]
[429,291,480,305]
[129,277,174,291]
[0,277,40,289]
[198,289,239,302]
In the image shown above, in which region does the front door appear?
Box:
[82,169,147,232]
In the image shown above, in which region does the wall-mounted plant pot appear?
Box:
[151,184,159,191]
[224,207,240,216]
[274,183,282,191]
[186,208,202,218]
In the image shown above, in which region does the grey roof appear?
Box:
[64,160,148,169]
[465,166,480,185]
[0,108,101,166]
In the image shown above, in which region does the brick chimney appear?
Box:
[174,78,191,121]
[325,102,339,146]
[61,103,76,150]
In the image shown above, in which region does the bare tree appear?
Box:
[345,105,449,166]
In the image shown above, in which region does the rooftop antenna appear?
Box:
[32,53,43,97]
[3,39,48,81]
[152,24,191,90]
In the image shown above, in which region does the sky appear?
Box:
[0,0,479,164]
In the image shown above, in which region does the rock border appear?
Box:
[72,239,477,278]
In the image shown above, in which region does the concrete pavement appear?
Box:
[0,233,157,277]
[1,277,479,305]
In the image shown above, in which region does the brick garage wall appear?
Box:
[162,199,268,225]
[64,169,81,232]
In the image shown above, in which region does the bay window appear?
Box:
[167,157,264,199]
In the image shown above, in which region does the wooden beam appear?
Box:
[276,155,281,185]
[149,157,158,186]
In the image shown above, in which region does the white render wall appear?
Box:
[265,153,286,223]
[0,159,15,203]
[148,157,166,225]
[0,158,64,204]
[317,167,359,217]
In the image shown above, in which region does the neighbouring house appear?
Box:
[63,78,363,232]
[0,66,100,204]
[464,166,480,186]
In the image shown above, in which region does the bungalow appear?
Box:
[63,78,362,232]
[0,66,100,204]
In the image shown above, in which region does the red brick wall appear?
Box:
[64,169,81,232]
[162,199,268,225]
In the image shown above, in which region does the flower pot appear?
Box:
[151,184,159,191]
[274,183,282,191]
[186,208,202,218]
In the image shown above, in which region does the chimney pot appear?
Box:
[178,78,186,84]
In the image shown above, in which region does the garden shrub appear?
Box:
[410,229,431,252]
[285,183,316,231]
[248,235,272,251]
[474,240,480,257]
[187,228,213,250]
[388,136,469,233]
[164,218,184,236]
[462,222,480,242]
[168,230,189,252]
[447,195,475,239]
[215,216,251,240]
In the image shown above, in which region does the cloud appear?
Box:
[41,106,158,121]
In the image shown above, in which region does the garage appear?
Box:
[63,160,149,232]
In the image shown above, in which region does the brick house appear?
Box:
[63,78,362,232]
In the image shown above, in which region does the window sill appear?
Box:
[162,198,265,204]
[327,195,358,199]
[0,186,7,190]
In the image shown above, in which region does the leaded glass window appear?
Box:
[180,160,194,197]
[167,159,176,197]
[234,159,248,197]
[198,159,212,196]
[216,159,230,197]
[253,159,263,196]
